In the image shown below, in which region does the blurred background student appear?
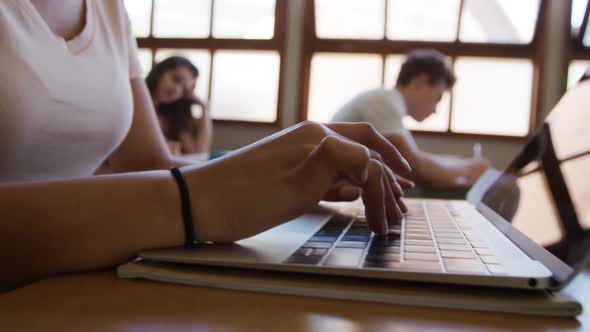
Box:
[146,56,212,156]
[331,49,489,190]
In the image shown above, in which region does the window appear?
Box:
[569,0,590,89]
[315,0,385,39]
[123,0,285,125]
[301,0,543,138]
[568,60,590,88]
[308,53,382,123]
[571,0,587,37]
[451,57,533,136]
[459,0,540,44]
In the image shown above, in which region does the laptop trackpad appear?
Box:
[140,212,331,265]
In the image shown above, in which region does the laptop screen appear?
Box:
[480,83,590,276]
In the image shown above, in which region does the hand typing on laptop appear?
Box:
[182,121,413,243]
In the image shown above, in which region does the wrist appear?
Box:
[184,165,233,243]
[148,173,186,248]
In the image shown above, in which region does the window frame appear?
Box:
[297,0,548,140]
[573,0,590,46]
[569,0,590,84]
[134,0,287,127]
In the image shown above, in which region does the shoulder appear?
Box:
[353,88,399,113]
[0,1,26,43]
[95,0,128,16]
[94,0,129,31]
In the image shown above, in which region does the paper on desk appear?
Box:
[117,261,582,318]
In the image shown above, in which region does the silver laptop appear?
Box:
[140,82,590,291]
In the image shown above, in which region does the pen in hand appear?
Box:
[473,143,482,160]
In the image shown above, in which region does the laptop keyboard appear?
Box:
[284,201,505,275]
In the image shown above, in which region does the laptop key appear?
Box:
[323,248,365,267]
[438,243,472,251]
[365,253,402,262]
[432,227,459,232]
[336,241,367,249]
[404,245,436,254]
[436,238,467,245]
[388,224,401,231]
[434,233,463,239]
[316,229,343,236]
[285,255,322,265]
[405,239,435,247]
[405,233,433,240]
[405,229,431,235]
[440,250,475,259]
[372,234,401,244]
[404,252,440,261]
[303,241,333,249]
[368,245,401,254]
[309,236,338,242]
[344,230,371,239]
[386,228,402,236]
[293,248,328,257]
[341,235,370,242]
[405,226,429,232]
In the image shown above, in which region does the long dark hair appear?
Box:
[145,56,199,97]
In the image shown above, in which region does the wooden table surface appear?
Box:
[0,269,587,332]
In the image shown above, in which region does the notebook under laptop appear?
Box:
[139,82,590,291]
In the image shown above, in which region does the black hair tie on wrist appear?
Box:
[170,167,196,248]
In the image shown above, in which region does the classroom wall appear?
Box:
[211,0,570,170]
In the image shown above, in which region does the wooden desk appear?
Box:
[0,270,587,331]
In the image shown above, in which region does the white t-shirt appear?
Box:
[331,88,409,136]
[0,0,142,182]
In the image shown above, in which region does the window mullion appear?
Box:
[149,0,155,37]
[209,0,215,39]
[447,57,456,133]
[456,0,465,42]
[577,0,590,45]
[383,0,389,40]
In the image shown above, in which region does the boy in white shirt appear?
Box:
[332,49,489,188]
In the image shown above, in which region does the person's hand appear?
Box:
[452,159,490,187]
[182,121,412,243]
[464,159,490,181]
[191,95,208,111]
[167,139,182,156]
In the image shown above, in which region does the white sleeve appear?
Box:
[361,94,406,136]
[122,4,143,80]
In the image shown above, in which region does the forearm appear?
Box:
[384,133,465,187]
[412,152,471,187]
[185,112,212,154]
[0,171,183,290]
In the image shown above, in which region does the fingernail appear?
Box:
[402,157,412,173]
[379,220,388,235]
[398,199,408,213]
